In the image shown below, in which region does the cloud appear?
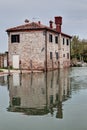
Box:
[0,0,87,52]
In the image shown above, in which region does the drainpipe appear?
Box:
[45,71,48,110]
[70,39,71,66]
[45,30,47,72]
[19,60,22,74]
[58,33,63,68]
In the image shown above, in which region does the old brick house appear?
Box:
[6,16,72,71]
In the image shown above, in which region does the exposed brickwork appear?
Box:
[0,53,7,68]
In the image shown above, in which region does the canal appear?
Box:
[0,67,87,130]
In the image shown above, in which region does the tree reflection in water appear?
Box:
[7,69,71,119]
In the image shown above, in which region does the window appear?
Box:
[55,36,58,44]
[50,95,53,104]
[63,54,65,57]
[56,93,58,101]
[11,34,20,43]
[49,34,53,42]
[63,38,65,45]
[66,39,69,45]
[56,52,58,59]
[67,53,69,59]
[50,52,52,59]
[12,97,21,106]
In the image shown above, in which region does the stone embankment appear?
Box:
[0,69,19,76]
[0,69,42,76]
[71,62,87,67]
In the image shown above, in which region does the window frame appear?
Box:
[66,39,69,46]
[11,34,20,43]
[67,53,69,59]
[49,34,53,43]
[63,38,65,45]
[63,54,65,57]
[55,36,58,44]
[56,52,58,59]
[50,52,52,59]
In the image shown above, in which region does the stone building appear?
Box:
[6,16,72,71]
[0,54,4,68]
[0,52,8,68]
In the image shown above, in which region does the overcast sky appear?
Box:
[0,0,87,52]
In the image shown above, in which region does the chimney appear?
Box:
[55,16,62,33]
[49,20,53,29]
[25,19,29,23]
[38,21,41,25]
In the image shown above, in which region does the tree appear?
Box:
[71,36,83,60]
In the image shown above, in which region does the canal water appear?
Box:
[0,67,87,130]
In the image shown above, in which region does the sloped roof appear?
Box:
[61,33,72,38]
[6,22,72,38]
[6,22,49,31]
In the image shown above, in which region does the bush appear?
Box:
[0,70,3,72]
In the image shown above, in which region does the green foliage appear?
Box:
[71,35,87,61]
[0,69,3,72]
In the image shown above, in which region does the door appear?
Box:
[13,55,19,69]
[4,59,7,67]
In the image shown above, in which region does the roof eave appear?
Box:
[61,32,72,38]
[6,28,72,38]
[6,27,58,33]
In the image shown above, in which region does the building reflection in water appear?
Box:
[0,75,8,86]
[7,69,71,119]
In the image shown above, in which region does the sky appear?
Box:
[0,0,87,52]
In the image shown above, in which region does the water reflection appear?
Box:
[7,69,71,119]
[0,76,8,86]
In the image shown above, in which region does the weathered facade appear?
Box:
[0,52,8,68]
[6,16,72,71]
[0,54,4,68]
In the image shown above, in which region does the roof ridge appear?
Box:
[6,21,46,32]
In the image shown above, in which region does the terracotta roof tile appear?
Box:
[6,22,72,38]
[6,22,47,32]
[61,33,72,38]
